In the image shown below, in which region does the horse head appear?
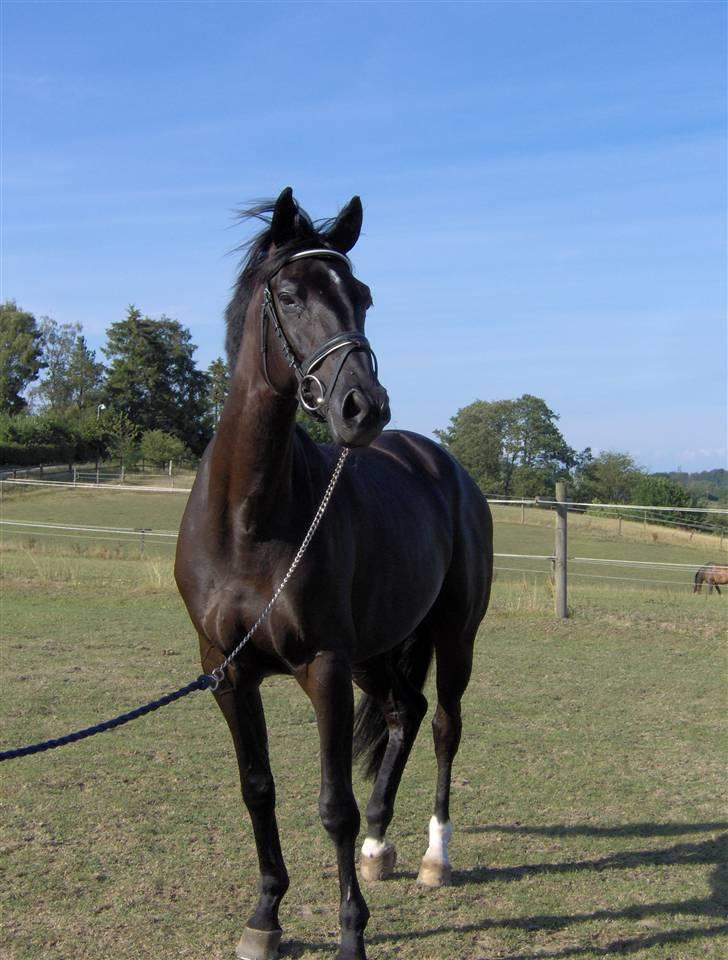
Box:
[260,187,391,447]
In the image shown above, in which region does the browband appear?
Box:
[285,248,351,268]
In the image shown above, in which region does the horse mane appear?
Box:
[224,198,340,365]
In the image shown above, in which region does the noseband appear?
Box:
[261,248,378,421]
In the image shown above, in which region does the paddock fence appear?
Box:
[2,474,726,610]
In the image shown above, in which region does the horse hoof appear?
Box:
[417,857,452,888]
[360,843,397,881]
[236,926,282,960]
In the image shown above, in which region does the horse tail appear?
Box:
[693,567,704,593]
[353,631,435,781]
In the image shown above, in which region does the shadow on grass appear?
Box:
[458,828,727,891]
[464,820,728,839]
[370,922,728,959]
[282,822,728,958]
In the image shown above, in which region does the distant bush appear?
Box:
[140,429,186,468]
[0,441,74,466]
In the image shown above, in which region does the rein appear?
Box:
[0,447,350,762]
[261,248,378,420]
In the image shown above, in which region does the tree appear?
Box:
[436,395,582,497]
[103,306,211,454]
[630,474,699,527]
[104,411,141,468]
[434,401,501,491]
[29,317,104,415]
[572,451,641,504]
[296,407,333,444]
[77,414,111,467]
[0,301,44,413]
[0,409,73,447]
[206,357,229,425]
[140,429,186,468]
[631,474,694,508]
[66,335,105,415]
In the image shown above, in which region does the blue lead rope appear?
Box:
[0,674,215,762]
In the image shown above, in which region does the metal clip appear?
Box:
[206,666,226,692]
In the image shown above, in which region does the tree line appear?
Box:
[1,300,228,468]
[435,395,692,505]
[1,299,724,528]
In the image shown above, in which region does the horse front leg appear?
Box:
[214,683,289,960]
[299,651,370,960]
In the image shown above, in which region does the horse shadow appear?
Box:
[281,820,728,958]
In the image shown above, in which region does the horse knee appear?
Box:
[242,770,276,813]
[320,790,360,844]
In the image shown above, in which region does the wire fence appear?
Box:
[0,518,178,554]
[1,477,726,596]
[0,461,195,490]
[2,516,724,592]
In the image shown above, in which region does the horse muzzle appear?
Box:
[328,383,391,447]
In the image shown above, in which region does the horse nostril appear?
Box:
[342,389,367,423]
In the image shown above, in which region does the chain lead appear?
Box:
[205,447,350,691]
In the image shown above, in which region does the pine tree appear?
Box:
[0,301,44,413]
[30,317,104,415]
[103,306,211,454]
[207,357,229,425]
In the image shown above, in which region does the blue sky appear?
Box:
[2,0,725,472]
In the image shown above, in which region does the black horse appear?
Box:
[174,188,493,960]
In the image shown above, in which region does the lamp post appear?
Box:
[94,404,107,473]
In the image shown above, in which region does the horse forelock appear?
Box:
[224,199,341,366]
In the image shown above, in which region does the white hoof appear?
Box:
[360,838,397,880]
[417,816,453,887]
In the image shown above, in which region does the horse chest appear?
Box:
[198,558,334,668]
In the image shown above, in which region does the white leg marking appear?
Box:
[360,834,397,880]
[424,815,453,867]
[361,836,389,859]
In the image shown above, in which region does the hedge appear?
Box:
[0,442,75,467]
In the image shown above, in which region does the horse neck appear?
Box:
[210,293,300,533]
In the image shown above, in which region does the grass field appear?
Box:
[1,484,726,960]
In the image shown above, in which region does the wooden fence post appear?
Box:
[555,482,568,619]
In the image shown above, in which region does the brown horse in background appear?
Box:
[174,188,492,960]
[693,562,728,595]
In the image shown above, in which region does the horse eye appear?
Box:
[278,292,298,308]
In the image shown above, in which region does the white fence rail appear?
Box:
[1,518,719,590]
[2,481,726,609]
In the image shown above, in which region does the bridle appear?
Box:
[260,248,378,421]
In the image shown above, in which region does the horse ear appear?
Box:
[327,196,363,253]
[270,187,298,247]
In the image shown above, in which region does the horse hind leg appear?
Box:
[417,618,477,888]
[354,643,430,881]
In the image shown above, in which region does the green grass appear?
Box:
[1,489,727,959]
